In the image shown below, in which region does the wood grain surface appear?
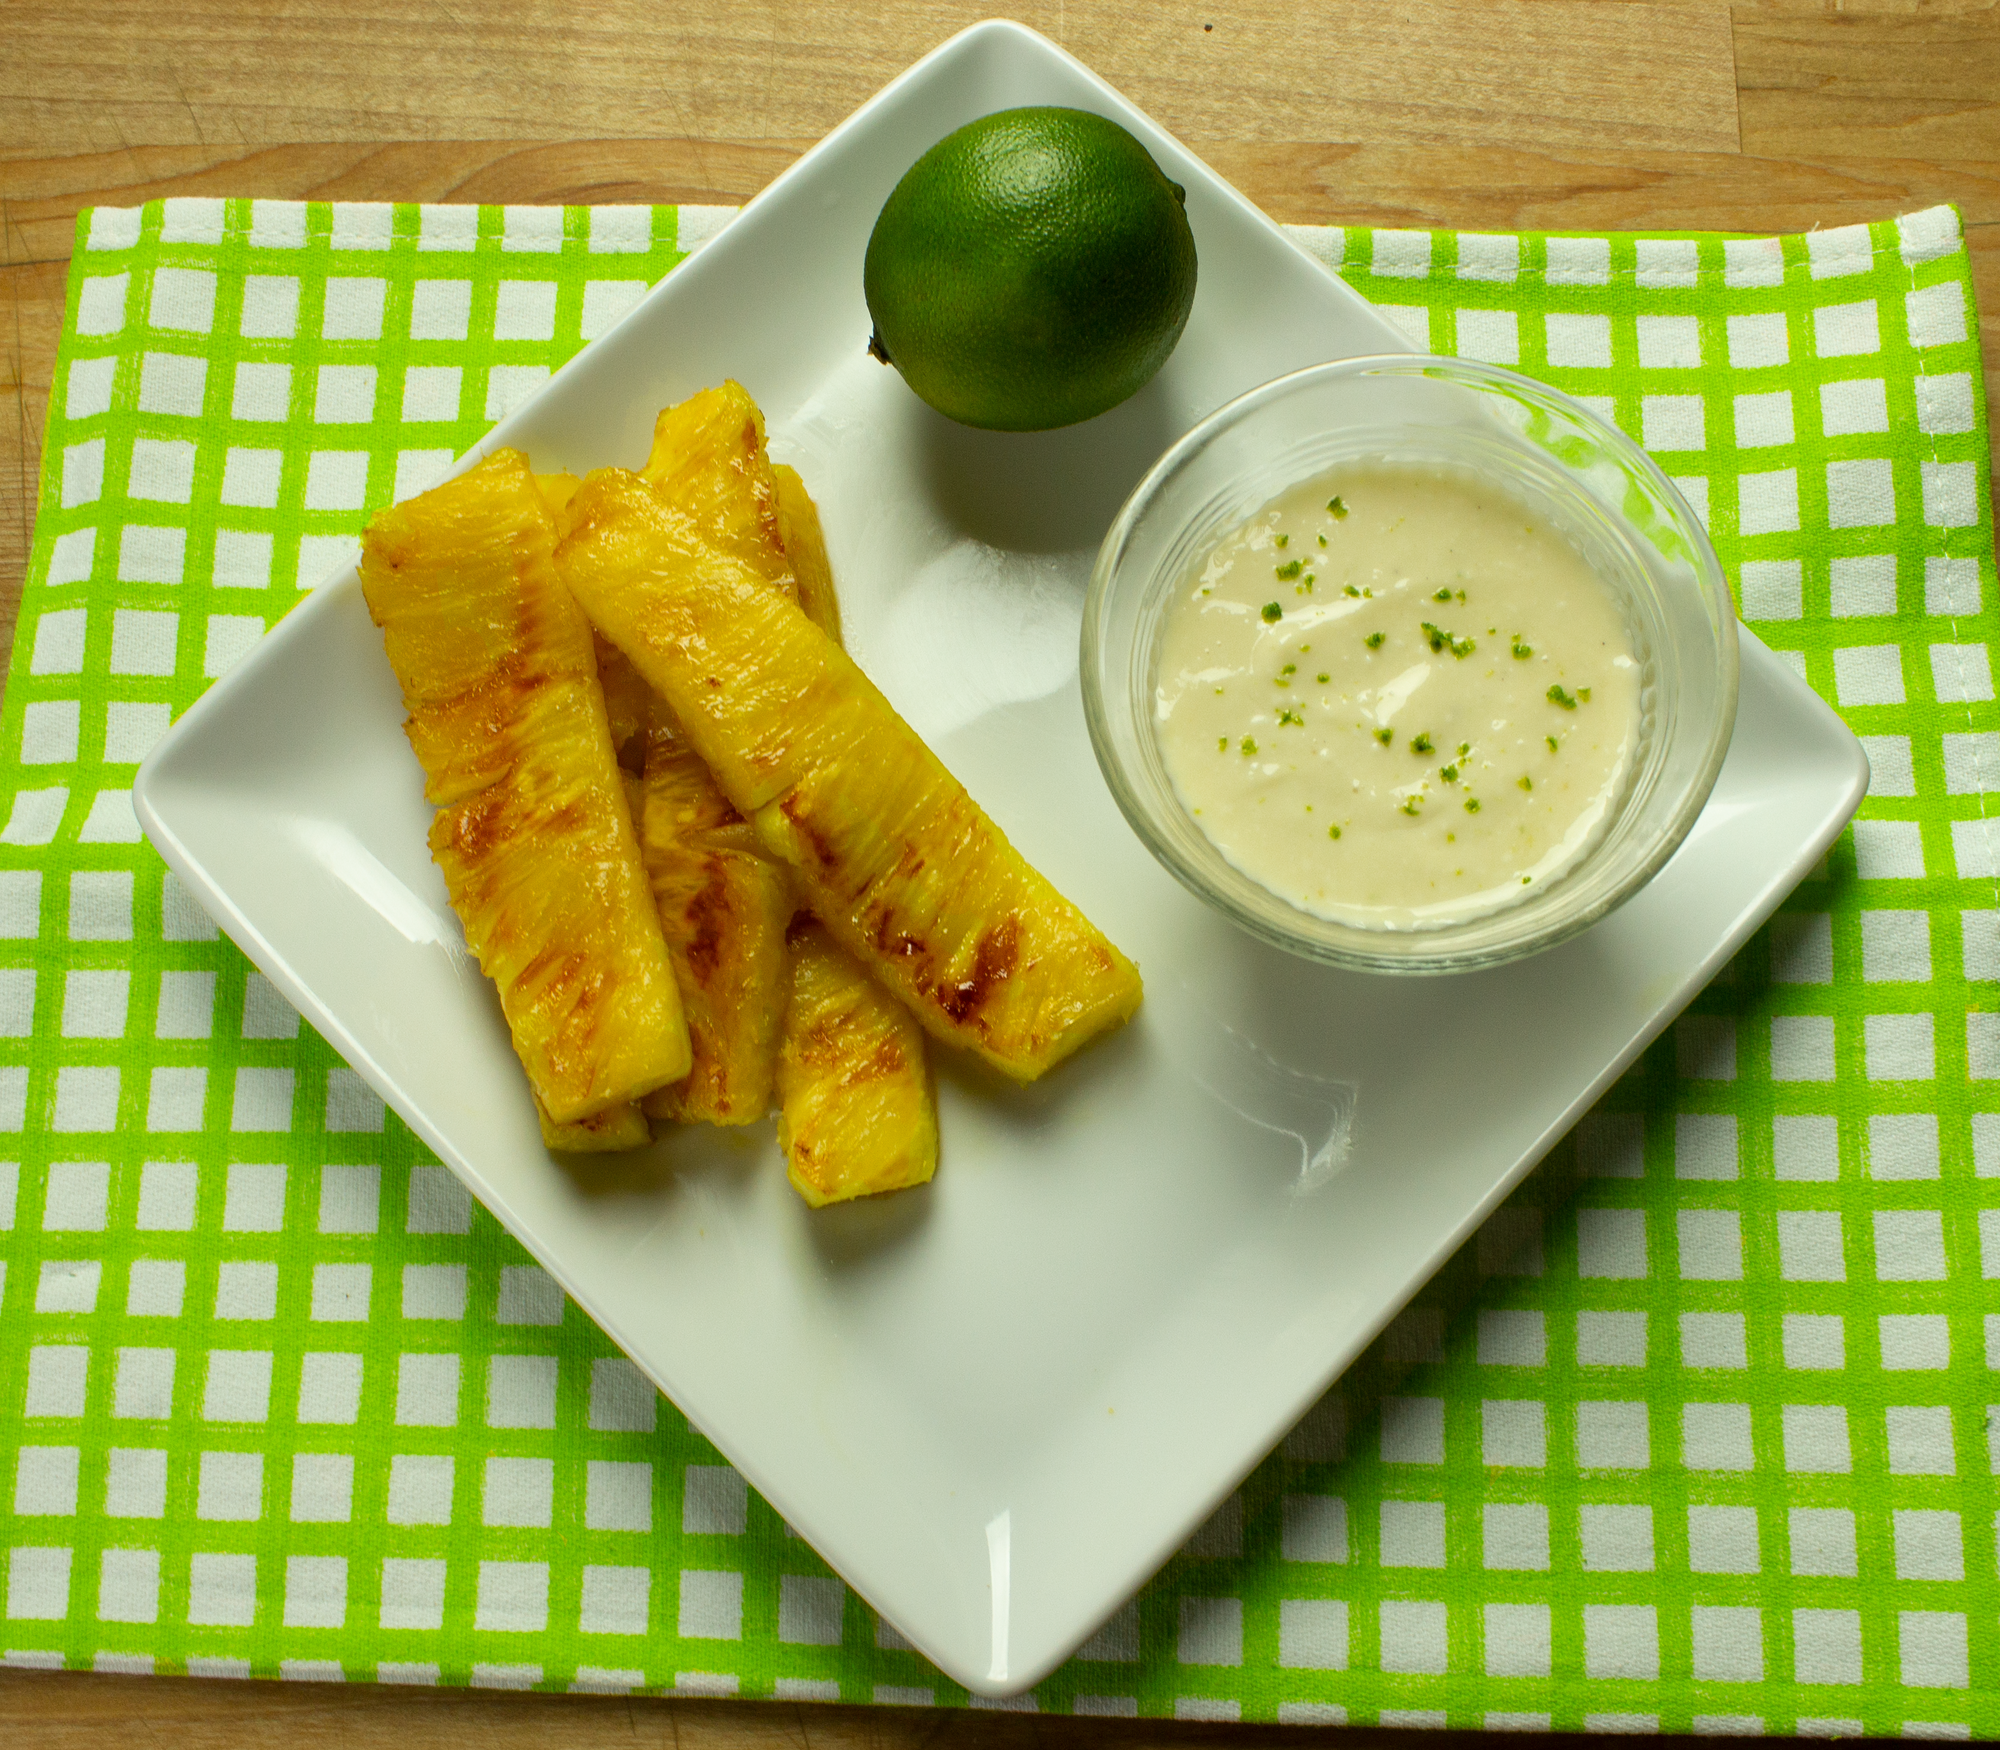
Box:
[2,1,1996,1743]
[6,0,1998,661]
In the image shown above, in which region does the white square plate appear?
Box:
[136,20,1868,1696]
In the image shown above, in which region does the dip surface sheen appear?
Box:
[1154,462,1640,928]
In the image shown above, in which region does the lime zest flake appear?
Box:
[1261,601,1282,623]
[1421,620,1476,658]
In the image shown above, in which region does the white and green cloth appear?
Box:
[0,198,1993,1731]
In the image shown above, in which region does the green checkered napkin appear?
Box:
[0,198,1992,1731]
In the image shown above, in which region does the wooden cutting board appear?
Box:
[2,0,1996,668]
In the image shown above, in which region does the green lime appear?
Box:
[863,107,1198,432]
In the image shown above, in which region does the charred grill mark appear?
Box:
[682,1049,726,1114]
[680,861,732,980]
[938,917,1019,1023]
[800,1019,848,1069]
[869,908,925,961]
[544,797,589,841]
[509,946,608,1062]
[449,789,513,862]
[780,794,842,872]
[861,1037,908,1082]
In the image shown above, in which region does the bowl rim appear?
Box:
[1081,352,1743,975]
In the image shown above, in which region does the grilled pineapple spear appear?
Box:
[555,468,1143,1082]
[360,448,691,1129]
[658,417,928,1193]
[760,460,927,1198]
[612,386,802,1126]
[622,395,935,1192]
[764,452,928,1208]
[531,468,688,1139]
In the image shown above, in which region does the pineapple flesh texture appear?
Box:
[539,1099,650,1152]
[533,471,582,519]
[555,469,1143,1083]
[779,919,936,1206]
[360,448,691,1126]
[760,460,933,1190]
[771,463,843,646]
[594,632,652,765]
[641,382,798,604]
[637,719,794,1126]
[631,392,801,1125]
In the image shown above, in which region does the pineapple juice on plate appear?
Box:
[1153,461,1640,929]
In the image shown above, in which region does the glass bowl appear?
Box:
[1081,356,1739,975]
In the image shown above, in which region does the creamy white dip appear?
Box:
[1155,462,1640,927]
